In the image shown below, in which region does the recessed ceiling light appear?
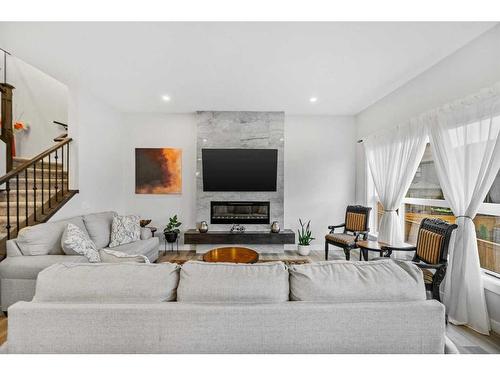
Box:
[162,95,171,102]
[309,97,318,103]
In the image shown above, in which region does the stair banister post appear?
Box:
[0,83,15,172]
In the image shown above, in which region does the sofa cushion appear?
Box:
[0,255,88,279]
[288,259,426,302]
[177,261,289,303]
[33,263,180,303]
[102,237,159,260]
[109,215,141,248]
[83,211,116,249]
[16,216,88,256]
[99,249,149,263]
[61,223,101,262]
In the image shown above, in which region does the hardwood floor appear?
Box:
[1,249,499,353]
[0,312,6,347]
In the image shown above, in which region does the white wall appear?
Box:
[9,56,68,158]
[357,24,500,140]
[59,113,356,249]
[119,113,197,242]
[284,115,356,249]
[354,24,500,333]
[51,87,125,220]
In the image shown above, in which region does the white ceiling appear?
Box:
[0,22,496,115]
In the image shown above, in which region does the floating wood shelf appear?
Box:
[184,229,295,245]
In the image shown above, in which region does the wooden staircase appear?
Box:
[0,138,78,259]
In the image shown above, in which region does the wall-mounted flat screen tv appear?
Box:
[202,148,278,191]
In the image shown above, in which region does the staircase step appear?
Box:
[7,168,67,179]
[3,178,68,189]
[13,157,64,170]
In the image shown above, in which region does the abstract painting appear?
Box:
[135,148,182,194]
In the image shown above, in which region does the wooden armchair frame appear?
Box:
[325,205,372,260]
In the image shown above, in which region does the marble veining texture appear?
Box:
[196,111,285,232]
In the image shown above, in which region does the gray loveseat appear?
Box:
[0,211,159,311]
[5,259,457,354]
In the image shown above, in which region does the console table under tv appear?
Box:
[184,229,295,254]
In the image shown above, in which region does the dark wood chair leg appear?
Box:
[325,241,329,260]
[344,248,350,261]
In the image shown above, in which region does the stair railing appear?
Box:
[0,133,72,240]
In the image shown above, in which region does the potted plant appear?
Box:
[297,218,314,256]
[164,214,182,243]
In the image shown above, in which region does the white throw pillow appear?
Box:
[109,215,141,248]
[99,248,149,263]
[61,223,101,262]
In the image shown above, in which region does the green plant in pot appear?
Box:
[164,215,182,243]
[297,218,314,256]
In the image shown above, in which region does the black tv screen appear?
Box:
[202,148,278,191]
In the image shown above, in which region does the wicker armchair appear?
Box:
[381,218,457,301]
[325,205,372,260]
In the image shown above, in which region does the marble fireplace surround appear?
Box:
[196,111,285,241]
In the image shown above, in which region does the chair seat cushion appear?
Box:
[325,233,356,245]
[0,255,88,280]
[421,268,435,284]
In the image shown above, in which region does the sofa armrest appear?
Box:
[140,227,153,240]
[6,240,23,257]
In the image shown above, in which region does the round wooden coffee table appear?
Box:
[202,247,259,263]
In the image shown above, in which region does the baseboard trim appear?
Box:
[491,318,500,334]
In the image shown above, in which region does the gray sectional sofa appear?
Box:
[5,259,457,354]
[0,211,159,311]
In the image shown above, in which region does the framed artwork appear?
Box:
[135,148,182,194]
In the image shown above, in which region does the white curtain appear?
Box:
[364,122,428,245]
[427,87,500,334]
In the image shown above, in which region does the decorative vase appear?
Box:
[270,221,280,233]
[164,231,178,243]
[199,221,209,233]
[298,245,311,256]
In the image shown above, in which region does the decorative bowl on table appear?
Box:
[140,219,152,227]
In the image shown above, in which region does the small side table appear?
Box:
[356,240,414,261]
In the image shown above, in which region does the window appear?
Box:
[371,143,500,276]
[401,144,500,276]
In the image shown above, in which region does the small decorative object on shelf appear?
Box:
[199,221,209,233]
[271,221,280,233]
[163,214,182,253]
[140,219,152,227]
[230,223,246,233]
[297,218,314,256]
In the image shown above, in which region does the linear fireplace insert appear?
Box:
[210,201,270,224]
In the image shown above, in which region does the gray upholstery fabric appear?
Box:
[33,263,180,303]
[1,279,36,309]
[177,261,289,303]
[99,249,149,263]
[83,211,116,249]
[289,259,426,302]
[102,237,159,262]
[0,255,88,279]
[16,216,87,256]
[7,300,446,353]
[6,240,22,257]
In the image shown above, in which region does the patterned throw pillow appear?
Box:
[61,223,101,262]
[109,215,141,248]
